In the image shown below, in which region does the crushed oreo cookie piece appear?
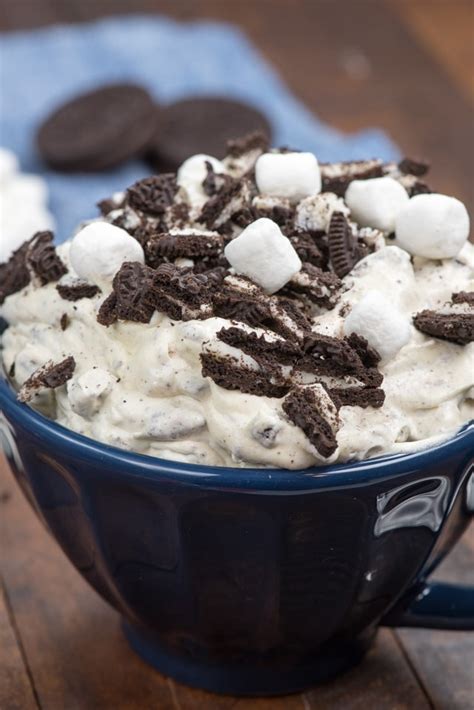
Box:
[97,195,124,216]
[283,264,341,309]
[320,159,383,196]
[413,309,474,345]
[97,291,118,326]
[200,352,289,399]
[398,157,430,177]
[26,231,67,285]
[0,243,30,305]
[98,262,157,326]
[18,356,76,403]
[126,174,178,216]
[328,385,385,410]
[452,291,474,305]
[0,232,67,305]
[144,231,225,268]
[288,231,328,269]
[57,281,101,301]
[217,327,300,366]
[282,385,339,457]
[60,313,69,331]
[199,177,252,231]
[152,263,214,321]
[327,212,367,277]
[346,332,381,369]
[226,130,269,158]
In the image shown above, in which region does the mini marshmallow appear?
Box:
[255,152,321,202]
[395,193,470,259]
[343,290,411,361]
[345,177,409,232]
[295,192,349,232]
[177,153,225,208]
[0,147,19,184]
[70,222,144,284]
[224,217,302,294]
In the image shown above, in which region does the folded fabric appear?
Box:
[0,14,399,241]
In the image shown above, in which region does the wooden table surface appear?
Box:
[0,1,473,708]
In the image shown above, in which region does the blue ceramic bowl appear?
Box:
[0,373,473,695]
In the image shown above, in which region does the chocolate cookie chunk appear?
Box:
[413,309,474,345]
[327,212,367,277]
[18,357,76,402]
[37,84,157,171]
[126,174,178,216]
[282,385,339,458]
[57,281,101,301]
[320,159,383,196]
[147,97,271,170]
[144,231,225,268]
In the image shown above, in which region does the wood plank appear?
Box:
[0,456,175,710]
[306,629,431,710]
[396,525,474,710]
[393,0,474,103]
[0,578,38,710]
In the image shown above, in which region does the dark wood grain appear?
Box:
[396,530,474,710]
[0,579,38,710]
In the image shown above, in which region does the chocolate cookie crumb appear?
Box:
[200,352,289,398]
[60,313,70,331]
[328,386,385,409]
[398,158,430,177]
[327,212,366,277]
[144,231,225,268]
[26,231,67,285]
[18,356,76,403]
[57,281,101,301]
[320,159,383,196]
[413,309,474,345]
[452,291,474,305]
[126,174,177,216]
[282,386,339,457]
[0,243,30,304]
[226,131,269,158]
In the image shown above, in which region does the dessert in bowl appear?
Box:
[0,135,473,694]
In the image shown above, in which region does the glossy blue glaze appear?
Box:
[0,374,473,695]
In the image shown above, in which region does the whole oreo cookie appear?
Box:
[147,96,272,170]
[37,84,157,171]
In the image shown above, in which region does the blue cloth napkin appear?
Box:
[0,15,399,242]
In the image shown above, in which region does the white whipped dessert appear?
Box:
[1,136,473,469]
[0,147,55,263]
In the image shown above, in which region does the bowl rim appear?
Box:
[1,374,473,491]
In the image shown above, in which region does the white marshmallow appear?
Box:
[177,153,225,208]
[0,147,19,184]
[395,193,470,259]
[343,290,411,361]
[224,217,302,294]
[70,222,144,284]
[295,192,349,232]
[345,177,409,232]
[255,152,321,202]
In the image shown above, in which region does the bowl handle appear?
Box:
[381,581,474,630]
[382,472,473,630]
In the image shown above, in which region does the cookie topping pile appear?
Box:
[0,231,66,304]
[2,133,472,462]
